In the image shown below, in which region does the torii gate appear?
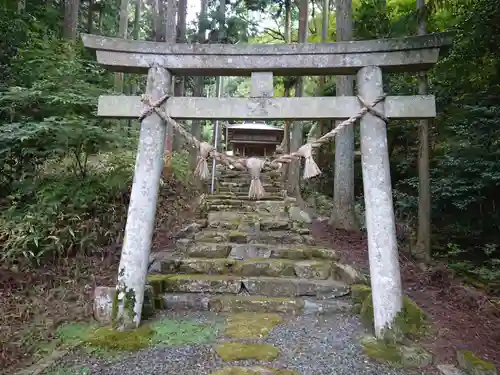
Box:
[82,32,452,336]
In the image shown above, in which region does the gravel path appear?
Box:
[46,311,435,375]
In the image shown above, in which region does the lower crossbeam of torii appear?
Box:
[83,31,453,338]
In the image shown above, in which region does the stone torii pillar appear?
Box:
[358,65,402,336]
[114,65,171,329]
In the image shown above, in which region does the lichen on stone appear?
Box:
[214,342,280,362]
[223,312,283,339]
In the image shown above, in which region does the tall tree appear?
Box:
[189,0,209,170]
[287,0,308,197]
[329,0,358,231]
[414,0,431,262]
[63,0,80,39]
[114,0,130,92]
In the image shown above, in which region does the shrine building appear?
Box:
[224,122,284,157]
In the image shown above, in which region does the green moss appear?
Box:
[214,342,280,362]
[85,326,154,352]
[360,336,433,368]
[457,349,497,372]
[358,288,427,342]
[361,336,402,364]
[150,317,220,346]
[224,313,283,339]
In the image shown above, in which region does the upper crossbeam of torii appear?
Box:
[82,32,453,339]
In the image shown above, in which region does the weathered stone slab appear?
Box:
[294,260,331,279]
[98,95,438,120]
[233,259,297,277]
[252,231,316,246]
[161,293,211,311]
[187,243,232,258]
[209,295,304,314]
[243,277,349,297]
[178,258,236,274]
[331,262,369,284]
[269,246,339,260]
[83,32,453,75]
[229,244,273,260]
[148,274,242,294]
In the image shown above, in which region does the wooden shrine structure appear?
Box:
[81,31,453,335]
[225,122,284,157]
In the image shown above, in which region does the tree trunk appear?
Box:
[87,0,94,33]
[287,0,307,197]
[330,0,359,231]
[414,0,431,263]
[172,0,187,151]
[114,0,129,93]
[189,0,209,171]
[163,0,177,157]
[63,0,80,40]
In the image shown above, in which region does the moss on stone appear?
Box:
[360,336,432,368]
[457,349,497,374]
[358,287,427,342]
[361,336,402,364]
[232,258,296,277]
[214,342,280,362]
[224,312,283,339]
[85,326,154,352]
[351,284,372,313]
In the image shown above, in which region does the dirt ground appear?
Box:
[312,221,500,369]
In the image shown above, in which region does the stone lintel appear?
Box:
[94,48,441,75]
[98,95,436,120]
[251,72,274,98]
[82,32,453,56]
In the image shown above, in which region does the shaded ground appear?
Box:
[312,221,500,368]
[0,182,197,374]
[43,311,435,375]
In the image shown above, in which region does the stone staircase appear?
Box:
[146,167,362,316]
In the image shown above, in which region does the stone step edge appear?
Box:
[178,242,339,260]
[147,274,350,299]
[152,293,353,315]
[153,257,338,280]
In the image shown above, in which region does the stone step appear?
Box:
[159,293,347,314]
[221,170,282,179]
[180,242,339,261]
[154,257,336,280]
[194,230,316,246]
[206,193,285,201]
[205,199,288,208]
[218,181,283,190]
[207,203,288,214]
[147,274,349,298]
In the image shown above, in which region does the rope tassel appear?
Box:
[297,143,321,179]
[246,157,266,200]
[194,142,214,180]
